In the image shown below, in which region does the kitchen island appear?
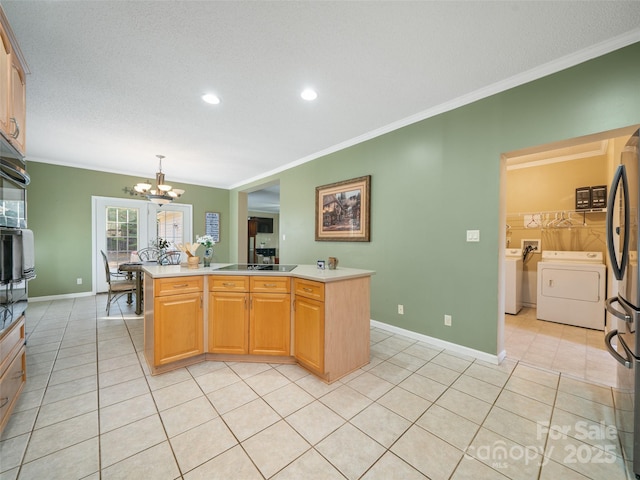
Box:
[143,263,374,383]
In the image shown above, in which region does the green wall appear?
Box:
[235,42,640,356]
[26,163,230,298]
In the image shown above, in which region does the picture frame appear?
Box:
[205,212,220,242]
[315,175,371,242]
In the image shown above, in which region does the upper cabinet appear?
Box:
[0,8,27,156]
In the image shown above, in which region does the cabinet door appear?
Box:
[9,54,25,154]
[0,26,10,137]
[209,292,249,354]
[154,292,203,366]
[0,347,25,433]
[294,296,324,374]
[249,293,290,356]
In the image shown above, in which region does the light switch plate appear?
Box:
[466,230,480,242]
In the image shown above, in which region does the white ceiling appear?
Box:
[4,1,640,191]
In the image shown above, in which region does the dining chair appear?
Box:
[101,250,137,315]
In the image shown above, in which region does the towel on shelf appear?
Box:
[21,229,35,280]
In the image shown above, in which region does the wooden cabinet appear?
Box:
[8,54,25,154]
[249,276,290,356]
[0,11,27,155]
[294,276,370,383]
[142,269,372,381]
[0,25,10,138]
[0,316,26,434]
[209,275,291,357]
[150,277,203,367]
[208,276,249,354]
[294,293,324,374]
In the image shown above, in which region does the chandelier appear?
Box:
[126,155,185,205]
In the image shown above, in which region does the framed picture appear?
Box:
[205,212,220,242]
[315,175,371,242]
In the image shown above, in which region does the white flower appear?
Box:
[196,235,216,248]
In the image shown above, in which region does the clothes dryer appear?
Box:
[536,250,606,330]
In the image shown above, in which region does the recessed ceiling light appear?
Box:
[300,88,318,101]
[202,93,220,105]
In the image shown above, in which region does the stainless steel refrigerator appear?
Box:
[605,128,640,478]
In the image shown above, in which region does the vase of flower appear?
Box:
[203,248,213,267]
[196,235,216,268]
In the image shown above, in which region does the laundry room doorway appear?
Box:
[499,125,639,386]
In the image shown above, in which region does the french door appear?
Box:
[92,196,192,293]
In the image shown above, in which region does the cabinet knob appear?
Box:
[263,283,277,288]
[172,284,189,288]
[222,282,236,287]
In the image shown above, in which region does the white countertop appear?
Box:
[143,263,375,283]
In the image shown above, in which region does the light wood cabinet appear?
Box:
[143,269,372,381]
[0,316,26,434]
[294,294,324,374]
[0,25,10,138]
[8,54,25,154]
[209,275,249,354]
[0,12,26,155]
[294,276,370,383]
[148,277,203,368]
[209,275,291,356]
[249,276,290,356]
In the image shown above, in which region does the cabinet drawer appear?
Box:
[154,276,203,296]
[0,316,25,377]
[209,275,249,292]
[0,346,26,428]
[250,276,290,294]
[294,279,324,302]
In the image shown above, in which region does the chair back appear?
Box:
[158,251,182,265]
[137,247,160,262]
[100,250,112,284]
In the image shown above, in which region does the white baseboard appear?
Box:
[29,291,96,302]
[370,319,502,365]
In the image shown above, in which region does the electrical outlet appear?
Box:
[76,278,83,285]
[444,314,452,326]
[398,304,404,315]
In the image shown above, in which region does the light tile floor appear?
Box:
[0,297,634,479]
[504,307,619,388]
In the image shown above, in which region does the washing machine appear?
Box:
[505,248,523,314]
[536,250,606,330]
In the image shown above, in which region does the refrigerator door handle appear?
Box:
[606,164,630,281]
[605,296,633,323]
[605,329,633,369]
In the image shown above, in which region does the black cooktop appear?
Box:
[216,264,297,272]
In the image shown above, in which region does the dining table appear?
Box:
[117,262,146,315]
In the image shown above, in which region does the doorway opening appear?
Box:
[499,125,639,386]
[245,182,280,264]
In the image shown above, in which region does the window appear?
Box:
[105,206,139,268]
[156,209,184,246]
